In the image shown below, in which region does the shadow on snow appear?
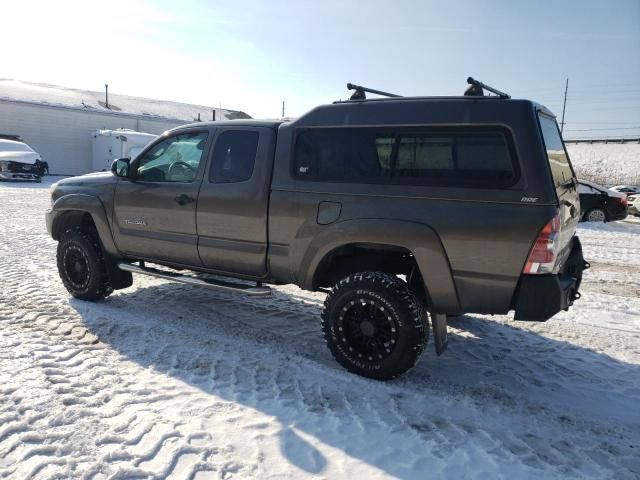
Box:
[70,280,640,478]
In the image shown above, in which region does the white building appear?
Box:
[0,80,250,175]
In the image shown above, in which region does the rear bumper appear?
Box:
[514,236,589,321]
[607,207,628,222]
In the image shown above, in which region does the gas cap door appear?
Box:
[316,201,342,225]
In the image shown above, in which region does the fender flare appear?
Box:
[49,194,119,256]
[298,219,461,314]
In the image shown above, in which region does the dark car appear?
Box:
[578,180,628,222]
[46,78,588,380]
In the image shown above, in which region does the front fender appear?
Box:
[46,194,118,256]
[298,219,461,314]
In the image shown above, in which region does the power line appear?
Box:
[527,85,640,95]
[543,104,640,111]
[564,126,640,132]
[534,96,640,105]
[565,121,640,125]
[564,136,640,141]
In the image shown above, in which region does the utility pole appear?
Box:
[105,84,109,109]
[560,78,568,134]
[282,101,285,118]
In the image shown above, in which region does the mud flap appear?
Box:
[431,313,448,356]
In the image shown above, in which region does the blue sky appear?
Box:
[3,0,639,138]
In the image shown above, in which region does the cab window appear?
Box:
[136,132,209,182]
[209,130,259,183]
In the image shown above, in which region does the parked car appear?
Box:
[628,194,640,217]
[0,139,48,181]
[611,185,640,196]
[578,180,628,222]
[46,78,589,380]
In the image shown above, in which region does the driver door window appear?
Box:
[136,132,209,182]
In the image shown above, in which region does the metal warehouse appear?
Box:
[0,80,250,175]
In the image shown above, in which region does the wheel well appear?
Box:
[52,211,97,240]
[313,243,421,290]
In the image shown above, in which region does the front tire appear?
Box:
[321,272,429,380]
[57,227,113,301]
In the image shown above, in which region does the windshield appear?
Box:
[538,114,575,188]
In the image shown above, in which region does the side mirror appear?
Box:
[111,158,131,178]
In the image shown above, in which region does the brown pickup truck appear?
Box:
[46,79,588,379]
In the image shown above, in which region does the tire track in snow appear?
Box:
[0,180,639,478]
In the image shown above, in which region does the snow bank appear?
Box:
[567,142,640,186]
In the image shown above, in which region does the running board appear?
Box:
[117,262,272,297]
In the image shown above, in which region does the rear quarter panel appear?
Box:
[269,100,559,314]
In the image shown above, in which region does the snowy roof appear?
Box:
[92,129,157,142]
[0,79,251,123]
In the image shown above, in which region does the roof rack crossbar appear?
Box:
[347,83,402,100]
[466,77,511,99]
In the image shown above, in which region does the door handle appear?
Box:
[174,194,195,205]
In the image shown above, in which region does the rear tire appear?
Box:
[321,272,429,380]
[584,208,606,222]
[57,227,113,301]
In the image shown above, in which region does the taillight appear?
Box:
[523,211,561,275]
[612,196,628,207]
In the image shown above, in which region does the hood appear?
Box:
[0,151,39,165]
[56,171,117,186]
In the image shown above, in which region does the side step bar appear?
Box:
[117,262,272,297]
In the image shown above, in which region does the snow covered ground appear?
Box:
[1,178,639,479]
[567,142,640,186]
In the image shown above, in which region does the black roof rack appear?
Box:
[345,76,511,101]
[347,83,402,100]
[464,77,511,99]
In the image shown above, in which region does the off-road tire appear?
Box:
[321,272,429,380]
[57,226,113,301]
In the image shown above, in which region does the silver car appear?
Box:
[628,194,640,217]
[0,139,46,181]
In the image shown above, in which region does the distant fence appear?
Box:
[565,137,640,144]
